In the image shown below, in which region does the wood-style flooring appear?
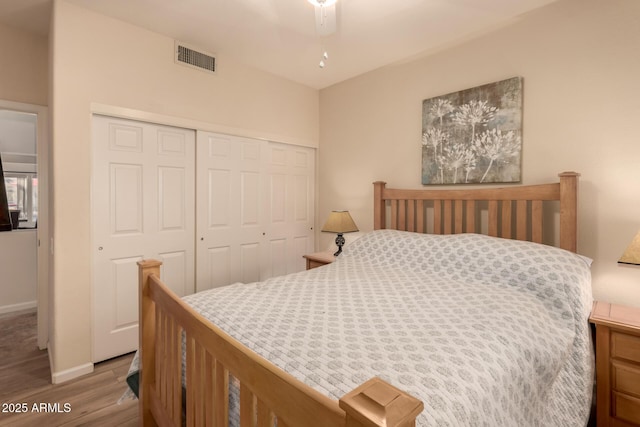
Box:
[0,310,138,426]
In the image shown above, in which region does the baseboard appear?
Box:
[0,300,37,315]
[51,361,94,384]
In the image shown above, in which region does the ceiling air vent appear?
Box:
[175,41,216,75]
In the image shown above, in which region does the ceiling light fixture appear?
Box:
[307,0,337,6]
[308,0,337,36]
[307,0,338,68]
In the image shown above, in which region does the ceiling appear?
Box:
[0,0,559,89]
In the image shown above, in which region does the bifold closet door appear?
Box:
[92,115,195,362]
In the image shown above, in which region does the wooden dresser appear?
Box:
[590,301,640,426]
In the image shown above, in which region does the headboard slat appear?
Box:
[531,200,543,244]
[455,200,464,234]
[443,201,453,234]
[390,199,398,230]
[416,201,425,233]
[398,200,407,231]
[501,201,512,239]
[465,200,476,233]
[488,200,499,237]
[516,200,528,241]
[407,200,416,232]
[433,200,442,234]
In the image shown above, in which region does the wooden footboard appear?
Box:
[138,260,424,427]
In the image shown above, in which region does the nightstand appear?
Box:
[303,251,335,270]
[590,301,640,427]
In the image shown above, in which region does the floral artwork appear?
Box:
[421,77,523,185]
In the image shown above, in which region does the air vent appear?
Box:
[175,41,216,74]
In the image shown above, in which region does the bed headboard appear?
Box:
[373,172,580,253]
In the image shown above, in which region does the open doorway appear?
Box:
[0,100,49,351]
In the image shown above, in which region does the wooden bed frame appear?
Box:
[137,171,580,426]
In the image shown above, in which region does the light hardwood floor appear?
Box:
[0,310,138,426]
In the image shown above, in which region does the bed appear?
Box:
[133,171,593,426]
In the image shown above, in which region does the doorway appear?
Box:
[0,100,49,351]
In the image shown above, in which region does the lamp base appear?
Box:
[334,233,345,256]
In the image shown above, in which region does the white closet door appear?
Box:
[264,142,315,277]
[92,115,195,362]
[196,132,268,291]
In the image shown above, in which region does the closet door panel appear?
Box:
[158,250,188,297]
[206,246,232,288]
[240,242,261,283]
[240,171,261,227]
[264,142,315,277]
[112,255,144,327]
[196,132,266,291]
[92,115,195,362]
[208,169,232,227]
[158,166,187,231]
[110,163,143,235]
[268,238,288,278]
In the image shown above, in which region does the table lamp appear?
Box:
[619,230,640,265]
[322,211,358,256]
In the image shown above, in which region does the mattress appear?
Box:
[128,230,594,427]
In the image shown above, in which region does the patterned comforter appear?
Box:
[129,230,595,426]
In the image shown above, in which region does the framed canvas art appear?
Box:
[421,77,523,185]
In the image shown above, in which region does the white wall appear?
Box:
[49,0,319,379]
[0,230,37,313]
[319,0,640,307]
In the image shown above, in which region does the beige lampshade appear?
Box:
[619,231,640,265]
[321,211,358,233]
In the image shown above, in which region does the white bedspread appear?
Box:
[179,230,594,427]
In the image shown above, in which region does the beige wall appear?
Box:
[50,0,319,377]
[0,23,48,106]
[319,0,640,307]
